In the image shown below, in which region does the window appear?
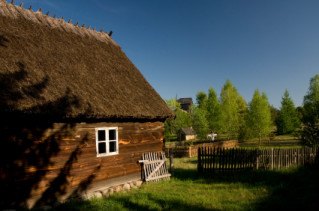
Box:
[95,127,118,157]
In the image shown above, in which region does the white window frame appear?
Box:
[95,127,119,157]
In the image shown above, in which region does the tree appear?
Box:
[219,80,245,139]
[174,108,192,132]
[196,91,208,110]
[276,90,300,135]
[247,90,272,145]
[206,87,221,133]
[191,106,209,140]
[303,75,319,124]
[164,99,191,140]
[270,105,279,127]
[301,74,319,146]
[166,98,180,111]
[237,94,248,141]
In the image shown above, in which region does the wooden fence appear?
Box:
[139,152,171,182]
[198,147,319,174]
[165,140,239,158]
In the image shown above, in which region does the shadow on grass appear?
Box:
[171,167,199,180]
[173,164,319,210]
[108,195,214,211]
[253,165,319,210]
[56,192,216,211]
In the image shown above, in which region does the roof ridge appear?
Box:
[0,0,117,46]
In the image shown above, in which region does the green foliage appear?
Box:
[166,98,181,111]
[176,108,192,129]
[164,99,191,140]
[206,87,221,133]
[219,80,246,140]
[164,75,319,145]
[237,94,249,141]
[247,90,272,144]
[301,122,319,146]
[196,91,208,109]
[238,114,250,142]
[191,106,209,140]
[269,105,279,126]
[301,74,319,146]
[276,90,300,135]
[303,74,319,124]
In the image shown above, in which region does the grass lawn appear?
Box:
[166,134,302,149]
[239,135,302,148]
[56,156,319,211]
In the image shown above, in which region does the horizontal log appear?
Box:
[1,121,164,205]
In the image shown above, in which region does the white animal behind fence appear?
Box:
[207,133,217,141]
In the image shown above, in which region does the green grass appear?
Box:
[166,134,302,149]
[56,156,319,211]
[239,134,302,148]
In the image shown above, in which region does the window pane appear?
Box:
[98,130,106,141]
[109,129,116,140]
[109,141,116,153]
[98,142,106,154]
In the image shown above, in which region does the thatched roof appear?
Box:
[180,127,196,136]
[177,98,193,105]
[177,98,193,111]
[0,1,173,121]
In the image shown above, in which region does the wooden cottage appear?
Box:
[0,1,173,208]
[178,127,197,141]
[177,98,193,112]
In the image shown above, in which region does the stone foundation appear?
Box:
[81,174,143,200]
[36,176,143,210]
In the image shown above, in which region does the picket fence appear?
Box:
[165,140,239,158]
[198,147,319,174]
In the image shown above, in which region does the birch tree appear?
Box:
[191,106,209,140]
[247,90,272,145]
[207,87,221,133]
[219,80,244,139]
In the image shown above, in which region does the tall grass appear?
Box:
[57,157,319,210]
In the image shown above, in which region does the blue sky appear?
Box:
[13,0,319,108]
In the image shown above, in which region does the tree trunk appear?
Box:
[259,133,261,146]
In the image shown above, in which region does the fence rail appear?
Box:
[198,147,319,174]
[165,140,239,158]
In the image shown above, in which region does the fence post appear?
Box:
[271,148,274,170]
[169,149,174,175]
[256,149,259,170]
[197,147,201,173]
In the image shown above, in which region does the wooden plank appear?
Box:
[140,151,171,182]
[145,173,171,182]
[147,160,165,179]
[139,160,163,164]
[197,147,201,173]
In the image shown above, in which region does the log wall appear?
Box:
[0,121,164,208]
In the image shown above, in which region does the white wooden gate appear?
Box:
[139,151,171,182]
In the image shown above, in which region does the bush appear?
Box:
[301,122,319,146]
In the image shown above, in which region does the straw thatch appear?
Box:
[0,1,173,120]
